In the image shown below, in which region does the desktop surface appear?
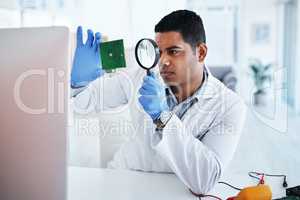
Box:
[68,166,197,200]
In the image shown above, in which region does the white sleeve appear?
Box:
[153,100,247,194]
[72,68,138,114]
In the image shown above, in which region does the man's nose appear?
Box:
[159,54,170,68]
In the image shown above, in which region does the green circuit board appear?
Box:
[100,39,126,70]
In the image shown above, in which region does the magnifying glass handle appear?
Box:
[146,70,151,76]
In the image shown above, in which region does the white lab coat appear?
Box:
[72,65,247,194]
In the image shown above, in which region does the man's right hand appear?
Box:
[71,26,104,88]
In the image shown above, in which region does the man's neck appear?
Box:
[172,68,204,103]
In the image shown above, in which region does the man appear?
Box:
[71,10,247,195]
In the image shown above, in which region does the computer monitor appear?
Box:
[0,27,70,200]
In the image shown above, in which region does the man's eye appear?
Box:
[169,49,179,55]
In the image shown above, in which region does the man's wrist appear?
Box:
[153,111,173,129]
[71,86,87,98]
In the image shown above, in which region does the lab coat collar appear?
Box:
[195,64,218,100]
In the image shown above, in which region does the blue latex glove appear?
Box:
[138,72,169,120]
[71,26,104,88]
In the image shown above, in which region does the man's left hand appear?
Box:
[138,72,169,120]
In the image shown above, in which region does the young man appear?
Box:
[71,10,247,195]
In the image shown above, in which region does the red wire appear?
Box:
[259,174,265,184]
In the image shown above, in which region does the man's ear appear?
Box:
[196,43,207,62]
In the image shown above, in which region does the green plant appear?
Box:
[249,58,273,95]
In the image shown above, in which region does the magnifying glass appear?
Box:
[135,38,160,75]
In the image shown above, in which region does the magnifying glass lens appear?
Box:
[135,38,160,73]
[137,40,156,69]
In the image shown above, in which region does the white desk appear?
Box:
[68,167,198,200]
[68,167,289,200]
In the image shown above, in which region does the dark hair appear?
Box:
[154,10,206,48]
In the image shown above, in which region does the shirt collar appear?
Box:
[164,65,216,103]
